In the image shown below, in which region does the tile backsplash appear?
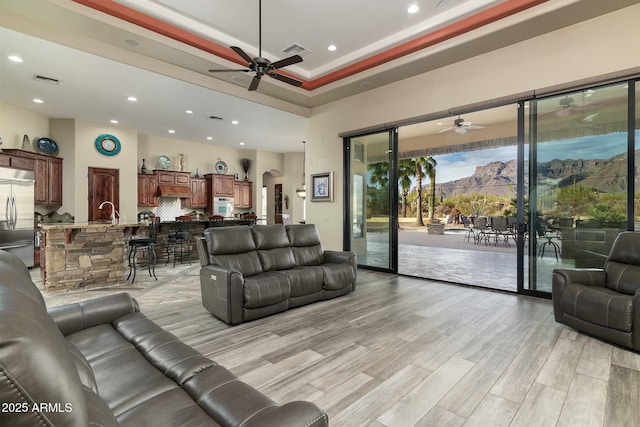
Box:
[155,198,183,221]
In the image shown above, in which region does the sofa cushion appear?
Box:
[286,224,324,266]
[279,266,324,297]
[0,287,90,427]
[321,263,356,291]
[66,340,99,393]
[205,226,263,276]
[560,283,633,332]
[243,272,291,309]
[0,250,46,308]
[604,231,640,295]
[252,225,296,271]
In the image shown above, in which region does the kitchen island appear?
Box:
[39,222,147,292]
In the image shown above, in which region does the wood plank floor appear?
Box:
[39,265,640,426]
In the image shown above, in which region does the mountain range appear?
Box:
[433,151,639,198]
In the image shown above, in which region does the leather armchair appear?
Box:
[552,231,640,350]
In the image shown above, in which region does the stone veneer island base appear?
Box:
[39,222,147,292]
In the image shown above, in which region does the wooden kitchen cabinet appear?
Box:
[186,177,207,208]
[205,174,234,197]
[233,181,253,208]
[155,170,190,186]
[137,173,158,207]
[3,149,62,206]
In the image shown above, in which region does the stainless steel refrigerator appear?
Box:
[0,167,35,267]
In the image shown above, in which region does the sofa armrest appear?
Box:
[324,250,357,285]
[48,293,139,336]
[552,268,606,322]
[195,236,210,267]
[244,401,328,427]
[199,265,245,325]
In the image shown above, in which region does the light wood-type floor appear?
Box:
[39,265,640,426]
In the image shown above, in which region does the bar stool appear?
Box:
[166,215,192,267]
[127,217,160,283]
[209,215,224,227]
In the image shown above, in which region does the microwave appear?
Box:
[213,197,234,217]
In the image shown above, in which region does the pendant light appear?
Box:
[296,141,306,199]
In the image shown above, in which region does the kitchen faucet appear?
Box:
[98,201,119,224]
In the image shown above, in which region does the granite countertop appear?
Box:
[39,222,147,230]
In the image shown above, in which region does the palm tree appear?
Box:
[425,157,437,220]
[414,156,437,225]
[398,159,414,217]
[367,161,389,188]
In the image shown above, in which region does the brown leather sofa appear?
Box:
[552,231,640,350]
[197,224,357,325]
[0,250,328,427]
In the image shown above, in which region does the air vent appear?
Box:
[282,43,311,57]
[208,116,223,120]
[34,75,60,85]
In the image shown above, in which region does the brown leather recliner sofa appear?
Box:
[552,231,640,351]
[0,250,328,427]
[197,224,357,325]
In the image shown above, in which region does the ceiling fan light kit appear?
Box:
[208,0,303,92]
[438,116,485,134]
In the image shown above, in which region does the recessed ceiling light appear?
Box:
[239,142,245,146]
[168,129,176,134]
[206,136,213,141]
[407,5,419,14]
[8,55,23,63]
[110,119,119,124]
[123,38,141,47]
[231,120,239,125]
[32,98,44,104]
[185,110,194,114]
[327,45,337,52]
[127,96,137,102]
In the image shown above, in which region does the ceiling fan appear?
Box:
[438,116,486,134]
[208,0,303,91]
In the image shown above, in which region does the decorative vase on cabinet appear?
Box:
[21,134,33,152]
[141,158,148,174]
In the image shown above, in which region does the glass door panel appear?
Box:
[528,83,629,293]
[348,130,397,271]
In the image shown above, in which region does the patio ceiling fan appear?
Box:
[438,116,485,134]
[208,0,303,91]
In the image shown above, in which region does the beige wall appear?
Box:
[305,4,640,250]
[0,103,49,149]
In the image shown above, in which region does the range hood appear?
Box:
[156,185,192,198]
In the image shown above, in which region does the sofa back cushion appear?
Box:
[0,250,46,307]
[204,226,262,276]
[605,231,640,295]
[0,283,90,426]
[286,224,324,266]
[252,225,296,271]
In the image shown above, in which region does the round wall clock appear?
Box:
[215,159,228,174]
[95,134,121,156]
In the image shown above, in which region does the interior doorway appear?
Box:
[88,167,120,222]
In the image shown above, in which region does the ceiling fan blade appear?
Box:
[268,72,303,87]
[438,127,453,133]
[271,54,303,70]
[466,124,485,129]
[208,68,251,73]
[455,127,467,134]
[230,46,255,65]
[248,75,262,91]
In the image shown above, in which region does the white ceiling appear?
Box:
[0,0,637,152]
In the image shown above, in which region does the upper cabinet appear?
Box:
[137,173,158,207]
[155,170,190,186]
[233,181,252,208]
[205,174,234,197]
[3,149,63,206]
[186,177,207,208]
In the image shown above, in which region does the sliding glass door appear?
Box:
[527,83,631,293]
[345,130,398,272]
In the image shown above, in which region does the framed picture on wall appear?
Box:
[311,172,333,202]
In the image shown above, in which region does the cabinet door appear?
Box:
[197,178,207,207]
[223,175,234,196]
[137,175,148,206]
[156,171,175,184]
[233,182,241,206]
[175,172,190,186]
[213,175,225,196]
[47,158,63,206]
[241,182,252,208]
[33,158,48,204]
[147,175,158,206]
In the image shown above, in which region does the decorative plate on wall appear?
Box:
[215,159,228,174]
[95,134,121,156]
[158,155,171,170]
[36,137,59,156]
